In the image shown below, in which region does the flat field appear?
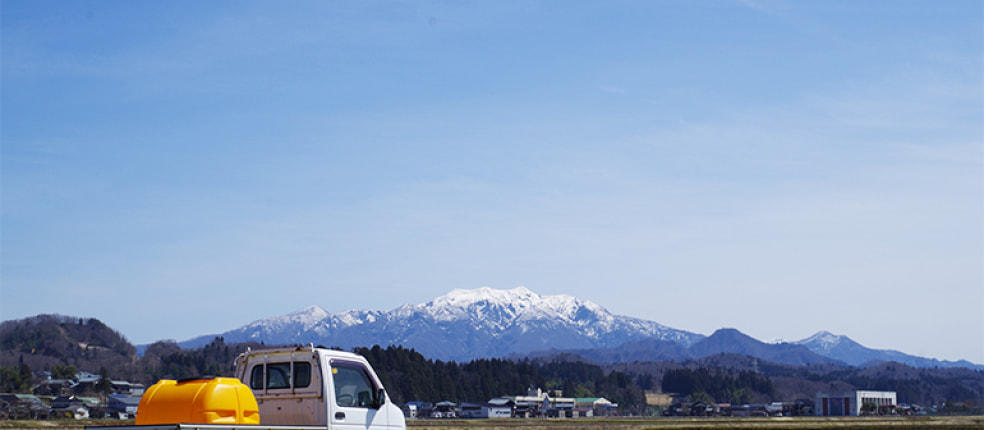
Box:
[407,416,984,430]
[0,417,982,430]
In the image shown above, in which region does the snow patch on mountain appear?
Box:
[797,330,845,353]
[334,309,382,327]
[241,305,329,332]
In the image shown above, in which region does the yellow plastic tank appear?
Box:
[136,377,260,425]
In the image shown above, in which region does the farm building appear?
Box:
[816,390,896,416]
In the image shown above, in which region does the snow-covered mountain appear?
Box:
[180,287,705,361]
[794,331,982,369]
[175,287,981,369]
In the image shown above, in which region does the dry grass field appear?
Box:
[406,416,984,430]
[0,417,981,430]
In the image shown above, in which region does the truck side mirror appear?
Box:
[375,388,386,408]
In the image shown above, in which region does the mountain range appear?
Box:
[178,287,981,369]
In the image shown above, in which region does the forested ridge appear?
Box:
[1,314,981,410]
[354,345,646,409]
[0,315,649,411]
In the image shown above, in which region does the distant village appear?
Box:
[1,369,143,420]
[2,366,921,421]
[404,387,914,419]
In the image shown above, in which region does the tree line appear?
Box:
[354,345,647,412]
[660,367,776,404]
[2,339,647,413]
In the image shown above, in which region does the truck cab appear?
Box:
[235,346,405,430]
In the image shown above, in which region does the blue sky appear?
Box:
[2,1,981,363]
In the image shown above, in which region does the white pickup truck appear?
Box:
[90,346,407,430]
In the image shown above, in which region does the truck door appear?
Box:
[329,360,388,430]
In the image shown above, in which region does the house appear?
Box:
[0,394,49,419]
[56,406,89,420]
[111,380,146,395]
[78,397,104,409]
[575,397,617,416]
[488,397,515,408]
[432,401,457,418]
[75,371,101,384]
[571,407,593,417]
[35,378,78,396]
[50,395,103,419]
[403,401,419,419]
[486,398,516,417]
[71,372,103,393]
[108,393,141,417]
[51,396,89,420]
[729,404,769,417]
[402,401,432,419]
[52,395,82,410]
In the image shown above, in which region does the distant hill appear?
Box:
[525,327,984,371]
[600,353,984,407]
[794,331,982,369]
[689,328,845,366]
[0,314,274,387]
[519,328,845,367]
[0,314,136,373]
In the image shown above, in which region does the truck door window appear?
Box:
[250,362,312,390]
[331,362,376,408]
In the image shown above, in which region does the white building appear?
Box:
[816,390,896,416]
[575,397,617,416]
[459,402,512,418]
